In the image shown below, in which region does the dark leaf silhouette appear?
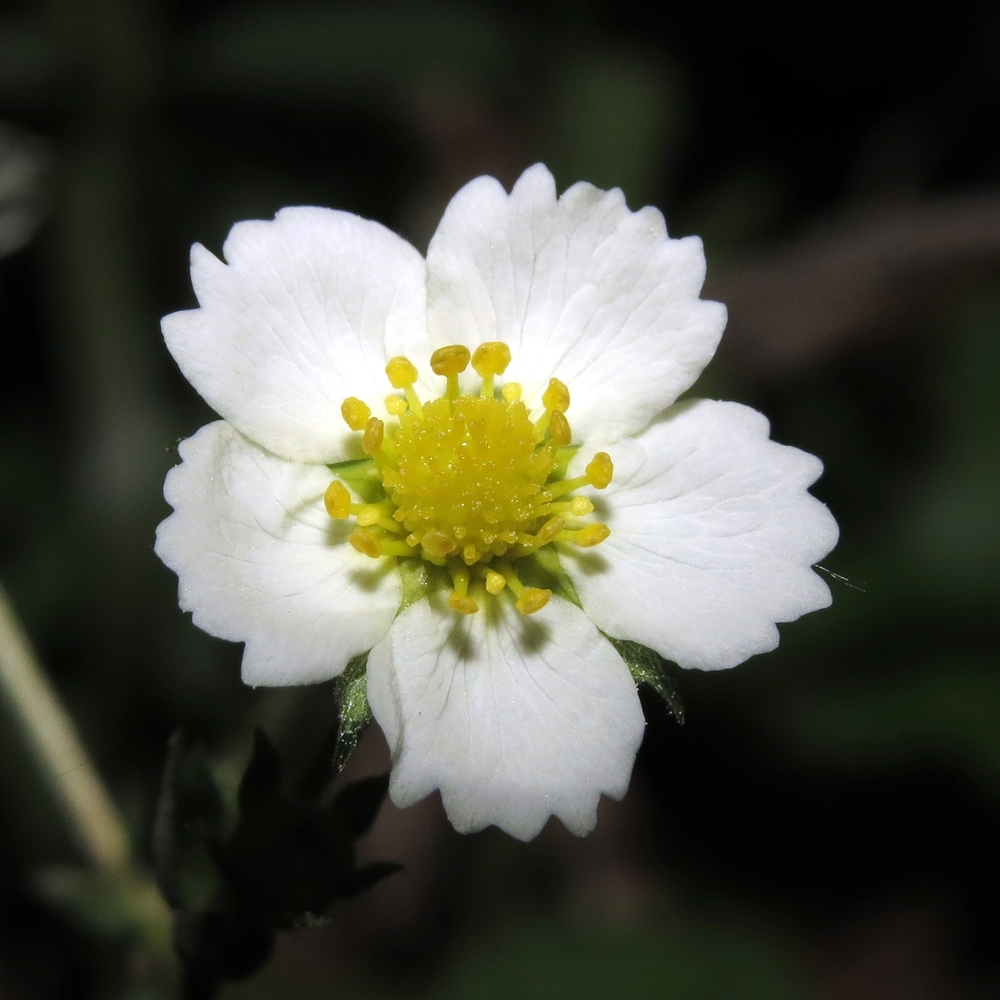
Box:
[154,718,398,1000]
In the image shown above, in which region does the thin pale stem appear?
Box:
[0,579,130,873]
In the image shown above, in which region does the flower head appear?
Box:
[156,164,838,840]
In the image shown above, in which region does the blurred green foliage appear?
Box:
[437,921,811,1000]
[767,290,1000,799]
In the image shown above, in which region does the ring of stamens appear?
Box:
[329,343,612,615]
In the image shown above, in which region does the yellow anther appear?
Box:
[448,594,479,615]
[385,394,408,416]
[385,356,418,388]
[446,562,478,614]
[472,341,511,377]
[542,377,570,414]
[324,480,352,519]
[341,397,371,431]
[516,588,551,615]
[535,516,565,547]
[501,382,522,402]
[348,528,382,559]
[484,569,506,595]
[463,543,478,565]
[430,344,471,377]
[575,523,611,547]
[548,410,572,446]
[355,507,381,527]
[570,496,595,516]
[586,452,614,489]
[494,561,549,613]
[362,417,384,455]
[421,530,457,558]
[406,532,422,547]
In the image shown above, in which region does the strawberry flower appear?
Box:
[156,165,838,840]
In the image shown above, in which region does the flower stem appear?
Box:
[0,578,130,873]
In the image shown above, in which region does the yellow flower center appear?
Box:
[325,342,612,617]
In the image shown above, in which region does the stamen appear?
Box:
[535,378,571,436]
[547,452,615,498]
[495,562,551,615]
[447,561,479,615]
[548,410,572,446]
[501,382,522,403]
[362,417,384,456]
[421,530,457,559]
[551,497,595,516]
[527,516,564,551]
[567,523,610,548]
[585,452,614,489]
[547,476,588,498]
[348,528,382,558]
[542,378,570,414]
[381,539,416,557]
[430,344,471,400]
[324,480,351,519]
[354,503,387,526]
[472,341,511,398]
[475,564,507,595]
[385,394,408,416]
[385,356,418,388]
[384,356,424,417]
[355,504,406,533]
[516,589,552,615]
[341,397,371,431]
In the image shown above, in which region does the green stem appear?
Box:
[0,579,130,873]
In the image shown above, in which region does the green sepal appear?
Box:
[397,557,442,611]
[552,444,580,480]
[528,546,582,608]
[327,457,384,503]
[608,637,684,723]
[333,652,373,772]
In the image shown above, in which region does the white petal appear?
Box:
[567,399,839,670]
[155,421,400,685]
[425,163,725,441]
[162,208,428,463]
[367,594,644,840]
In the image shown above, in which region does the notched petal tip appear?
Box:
[367,597,644,841]
[568,399,840,673]
[510,161,558,202]
[156,421,400,688]
[426,164,730,445]
[161,205,429,464]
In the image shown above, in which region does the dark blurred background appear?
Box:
[1,0,999,997]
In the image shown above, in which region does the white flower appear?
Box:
[155,164,838,841]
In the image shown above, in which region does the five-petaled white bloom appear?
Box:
[156,164,838,841]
